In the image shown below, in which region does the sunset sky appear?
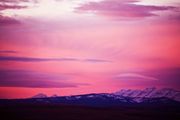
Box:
[0,0,180,99]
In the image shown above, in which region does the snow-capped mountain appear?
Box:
[28,93,136,106]
[32,93,48,98]
[27,88,180,106]
[114,87,180,102]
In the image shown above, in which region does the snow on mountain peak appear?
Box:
[114,87,180,102]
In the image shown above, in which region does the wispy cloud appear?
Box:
[114,73,158,81]
[0,15,20,25]
[112,67,180,89]
[0,55,110,63]
[0,0,37,5]
[0,69,84,88]
[77,0,175,19]
[0,56,79,62]
[0,4,26,10]
[0,0,36,25]
[83,58,111,63]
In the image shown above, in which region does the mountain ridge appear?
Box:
[114,87,180,102]
[1,87,179,107]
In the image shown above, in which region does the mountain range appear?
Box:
[1,87,179,120]
[26,87,180,106]
[0,87,179,107]
[114,87,180,102]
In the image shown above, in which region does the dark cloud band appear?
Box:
[0,69,77,88]
[0,56,111,63]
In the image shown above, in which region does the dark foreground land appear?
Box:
[0,103,180,120]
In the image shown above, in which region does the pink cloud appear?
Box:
[0,69,89,88]
[0,4,26,10]
[114,73,158,81]
[0,0,37,25]
[0,15,20,25]
[77,0,175,19]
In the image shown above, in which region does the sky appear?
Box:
[0,0,180,99]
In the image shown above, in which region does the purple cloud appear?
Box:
[0,0,30,2]
[84,58,111,63]
[0,4,26,10]
[76,0,175,19]
[0,0,36,4]
[0,55,110,63]
[0,0,37,10]
[0,15,20,25]
[0,0,37,25]
[113,67,180,89]
[0,50,18,54]
[0,56,79,62]
[0,69,80,88]
[114,73,158,81]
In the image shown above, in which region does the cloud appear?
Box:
[0,50,18,54]
[113,67,180,89]
[0,15,20,26]
[114,73,158,81]
[0,3,24,25]
[84,58,111,63]
[0,4,27,10]
[0,15,20,25]
[0,55,110,63]
[0,69,80,88]
[0,56,79,62]
[0,0,37,25]
[0,0,29,2]
[0,0,30,11]
[0,0,38,10]
[0,0,36,4]
[76,0,175,19]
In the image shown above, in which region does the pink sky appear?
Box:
[0,0,180,98]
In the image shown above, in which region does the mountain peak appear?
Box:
[32,93,47,98]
